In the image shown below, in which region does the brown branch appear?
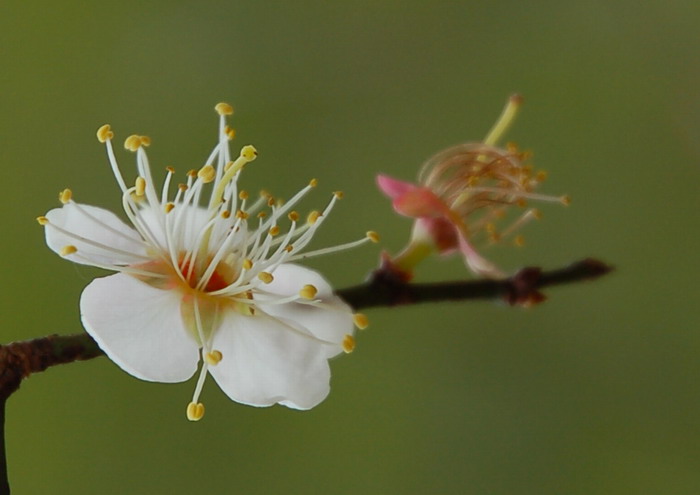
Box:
[338,257,613,310]
[0,258,612,398]
[0,257,611,494]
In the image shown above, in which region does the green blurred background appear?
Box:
[2,1,699,493]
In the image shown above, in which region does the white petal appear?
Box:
[45,203,146,266]
[208,311,331,409]
[259,264,353,357]
[80,273,199,382]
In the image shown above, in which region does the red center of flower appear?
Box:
[178,259,232,293]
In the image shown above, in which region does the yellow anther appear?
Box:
[284,245,294,252]
[536,170,548,182]
[239,190,249,200]
[139,135,151,147]
[165,166,175,174]
[517,199,528,208]
[240,145,258,161]
[532,208,543,220]
[215,102,234,116]
[257,211,267,219]
[288,211,299,222]
[224,161,235,172]
[242,259,253,270]
[36,216,49,226]
[59,188,72,204]
[514,235,525,247]
[561,195,572,206]
[299,284,318,300]
[165,203,175,213]
[220,210,231,219]
[307,210,320,225]
[333,191,344,199]
[178,183,188,192]
[267,197,276,207]
[260,189,271,199]
[258,272,274,284]
[309,178,318,187]
[198,165,216,183]
[366,231,380,243]
[124,135,142,152]
[224,125,236,140]
[60,245,77,256]
[186,402,205,422]
[342,334,356,353]
[135,176,146,197]
[205,350,223,365]
[353,313,369,330]
[187,169,198,178]
[96,124,113,143]
[235,210,249,220]
[269,225,280,236]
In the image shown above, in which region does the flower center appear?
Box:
[178,257,235,293]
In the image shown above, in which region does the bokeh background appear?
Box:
[2,1,699,493]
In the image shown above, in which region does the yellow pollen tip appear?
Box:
[267,197,276,207]
[536,170,548,181]
[224,125,236,140]
[215,102,234,116]
[135,176,146,197]
[561,195,572,206]
[235,210,249,220]
[366,231,380,243]
[96,124,113,143]
[299,284,318,300]
[124,135,142,152]
[240,145,258,161]
[309,178,318,187]
[307,210,320,225]
[269,225,280,236]
[59,188,72,204]
[198,165,216,183]
[166,166,175,174]
[178,183,188,192]
[288,211,299,222]
[257,211,267,218]
[186,402,205,422]
[60,245,78,256]
[187,169,197,178]
[258,272,274,284]
[165,203,175,213]
[139,136,151,147]
[239,190,249,200]
[333,191,344,199]
[221,210,231,219]
[342,334,356,353]
[242,259,253,270]
[36,216,49,226]
[205,350,223,365]
[514,235,525,247]
[532,208,543,220]
[285,245,293,252]
[353,313,369,330]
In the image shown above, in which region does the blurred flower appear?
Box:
[39,103,376,420]
[377,95,569,278]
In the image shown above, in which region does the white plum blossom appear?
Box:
[39,103,375,420]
